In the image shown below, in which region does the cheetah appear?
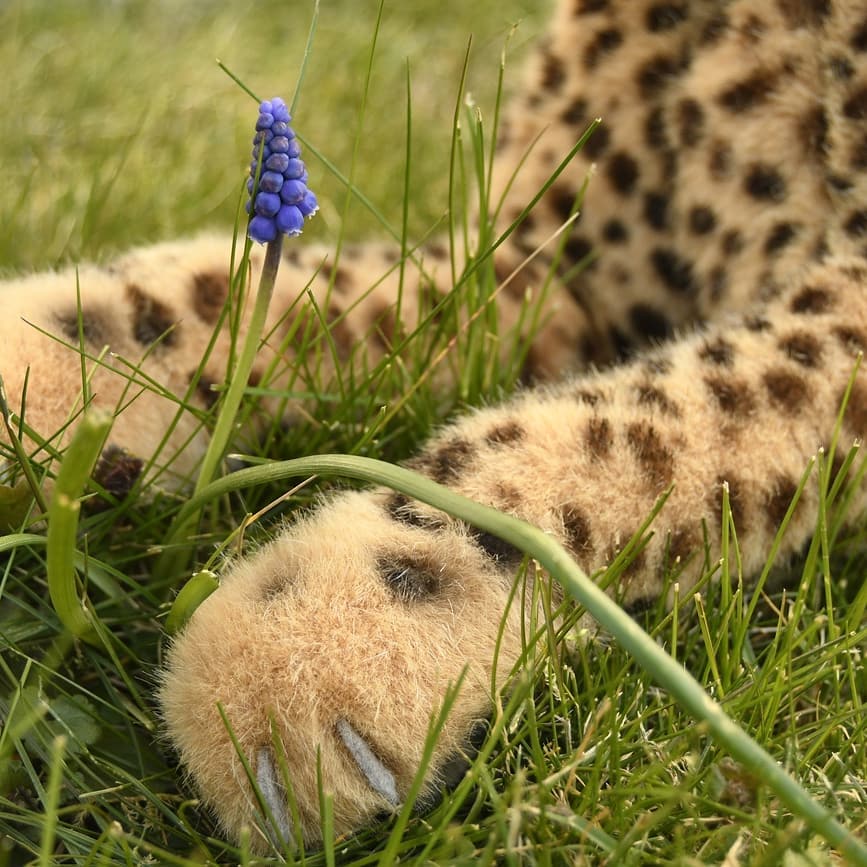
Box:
[2,0,866,856]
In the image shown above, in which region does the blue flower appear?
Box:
[247,97,317,244]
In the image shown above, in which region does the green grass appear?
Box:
[1,0,867,865]
[0,0,541,272]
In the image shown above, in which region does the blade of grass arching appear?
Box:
[169,454,867,864]
[46,411,112,645]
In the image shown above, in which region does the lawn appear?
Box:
[1,0,866,865]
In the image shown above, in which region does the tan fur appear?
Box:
[1,0,866,851]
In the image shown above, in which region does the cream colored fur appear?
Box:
[1,0,865,851]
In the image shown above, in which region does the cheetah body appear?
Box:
[2,0,867,850]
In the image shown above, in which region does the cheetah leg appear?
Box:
[161,256,867,848]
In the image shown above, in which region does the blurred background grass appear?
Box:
[1,0,545,273]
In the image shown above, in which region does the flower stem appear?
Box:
[194,236,282,497]
[156,237,282,578]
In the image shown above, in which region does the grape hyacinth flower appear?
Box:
[161,95,319,580]
[247,96,318,244]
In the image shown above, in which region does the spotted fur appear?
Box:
[1,0,866,851]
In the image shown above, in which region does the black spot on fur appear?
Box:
[191,271,230,324]
[409,438,477,484]
[192,373,219,409]
[713,474,748,530]
[431,718,490,796]
[575,0,609,13]
[778,332,822,367]
[833,325,867,354]
[763,368,808,411]
[799,105,828,156]
[705,376,756,417]
[565,235,594,264]
[709,141,734,180]
[562,504,593,556]
[586,417,613,457]
[127,285,176,347]
[470,530,524,568]
[776,0,831,29]
[623,595,657,617]
[551,184,580,223]
[646,3,687,31]
[689,205,717,235]
[89,445,143,509]
[718,71,778,112]
[843,86,867,120]
[841,381,867,434]
[583,125,611,159]
[644,107,669,151]
[830,55,855,80]
[699,337,735,367]
[630,303,672,340]
[485,421,526,446]
[844,210,867,238]
[583,28,623,70]
[764,474,799,531]
[677,98,705,147]
[790,285,833,314]
[541,50,566,92]
[379,555,442,602]
[55,310,105,344]
[495,482,523,511]
[667,525,697,563]
[635,384,680,417]
[636,54,684,98]
[744,314,772,332]
[700,11,729,44]
[606,152,640,196]
[852,134,867,171]
[561,98,588,126]
[574,387,604,406]
[650,249,698,295]
[385,492,435,529]
[764,222,799,254]
[744,165,787,202]
[852,15,867,51]
[644,192,670,230]
[326,303,354,360]
[603,219,629,243]
[644,354,673,375]
[626,422,674,490]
